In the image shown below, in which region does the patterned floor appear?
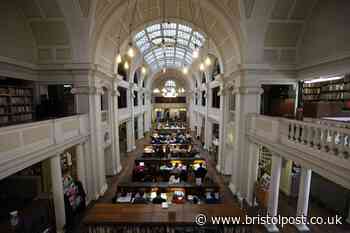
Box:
[69,133,350,233]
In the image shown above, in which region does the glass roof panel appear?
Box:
[134,22,205,71]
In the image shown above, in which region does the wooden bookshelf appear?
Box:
[302,75,350,102]
[0,86,34,126]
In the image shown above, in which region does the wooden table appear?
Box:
[83,204,247,225]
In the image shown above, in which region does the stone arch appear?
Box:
[91,0,243,77]
[147,69,194,93]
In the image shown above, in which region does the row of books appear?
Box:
[321,82,350,92]
[303,92,350,101]
[10,88,32,96]
[320,92,350,101]
[0,114,32,124]
[12,114,33,122]
[0,116,9,124]
[303,88,321,95]
[0,106,33,114]
[0,87,32,96]
[0,97,7,105]
[0,97,32,105]
[10,97,32,105]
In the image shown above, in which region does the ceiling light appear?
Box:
[162,68,166,73]
[192,45,199,59]
[116,54,122,64]
[304,76,344,84]
[127,43,135,58]
[124,61,129,70]
[153,88,160,93]
[182,67,189,75]
[199,63,205,71]
[204,56,212,67]
[141,66,147,75]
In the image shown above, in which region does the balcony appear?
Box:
[247,114,350,189]
[0,114,89,179]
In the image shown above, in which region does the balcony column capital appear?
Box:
[71,86,104,95]
[111,90,120,97]
[232,86,264,95]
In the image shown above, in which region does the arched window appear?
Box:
[134,69,140,84]
[134,22,205,72]
[117,56,130,81]
[101,87,108,111]
[165,80,176,88]
[211,57,221,79]
[201,72,206,84]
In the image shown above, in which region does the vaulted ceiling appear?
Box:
[13,0,72,63]
[1,0,349,83]
[93,0,242,76]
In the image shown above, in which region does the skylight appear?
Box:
[134,22,205,71]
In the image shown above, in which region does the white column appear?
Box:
[50,154,66,233]
[265,154,282,232]
[111,85,122,174]
[144,91,152,133]
[246,142,259,206]
[230,83,262,201]
[72,83,106,199]
[91,88,107,197]
[76,143,86,188]
[126,119,135,152]
[217,83,232,174]
[196,114,201,138]
[204,86,210,150]
[204,119,212,150]
[295,167,312,231]
[82,140,94,203]
[138,115,144,139]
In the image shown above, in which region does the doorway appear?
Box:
[261,85,295,118]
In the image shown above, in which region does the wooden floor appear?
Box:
[71,133,350,233]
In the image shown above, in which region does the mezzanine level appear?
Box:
[0,114,89,180]
[247,114,350,190]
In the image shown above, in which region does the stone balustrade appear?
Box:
[247,114,350,189]
[0,114,89,179]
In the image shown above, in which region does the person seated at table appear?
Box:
[160,162,173,171]
[172,163,182,176]
[205,192,220,204]
[165,145,171,156]
[180,165,188,181]
[169,174,180,184]
[172,189,185,204]
[152,137,161,144]
[152,190,166,204]
[154,146,162,157]
[133,191,148,204]
[169,137,176,144]
[133,162,145,181]
[194,163,207,180]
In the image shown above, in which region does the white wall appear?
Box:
[298,0,350,68]
[0,1,36,64]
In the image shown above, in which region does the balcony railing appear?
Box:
[282,118,349,159]
[0,114,89,179]
[247,114,350,189]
